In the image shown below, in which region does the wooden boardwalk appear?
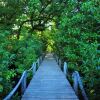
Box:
[22,54,78,100]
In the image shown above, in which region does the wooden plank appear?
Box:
[22,54,78,100]
[22,97,78,100]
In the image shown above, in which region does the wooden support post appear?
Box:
[76,71,88,100]
[56,57,57,62]
[33,63,36,75]
[37,59,39,67]
[39,56,42,64]
[38,58,40,66]
[57,57,59,65]
[63,62,68,76]
[72,71,88,100]
[72,72,78,95]
[21,71,27,95]
[59,59,61,67]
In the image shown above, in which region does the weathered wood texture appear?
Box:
[22,54,78,100]
[72,71,88,100]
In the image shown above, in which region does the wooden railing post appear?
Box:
[39,56,42,64]
[59,59,61,67]
[57,57,59,65]
[72,71,88,100]
[72,71,78,95]
[63,62,68,76]
[32,62,36,75]
[56,56,58,63]
[76,71,88,100]
[21,71,27,95]
[37,59,39,67]
[56,56,59,64]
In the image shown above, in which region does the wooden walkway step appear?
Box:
[22,54,78,100]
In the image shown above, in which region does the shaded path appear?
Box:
[22,54,78,100]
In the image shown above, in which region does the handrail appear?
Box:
[54,54,88,100]
[27,62,35,72]
[72,71,88,100]
[4,54,45,100]
[4,71,27,100]
[54,54,61,66]
[63,61,88,100]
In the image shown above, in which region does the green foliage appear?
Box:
[0,30,45,99]
[53,0,100,99]
[0,0,99,99]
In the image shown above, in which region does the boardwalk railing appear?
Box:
[4,54,45,100]
[54,54,88,100]
[72,71,88,100]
